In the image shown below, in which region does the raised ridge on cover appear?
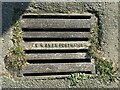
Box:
[23,41,90,50]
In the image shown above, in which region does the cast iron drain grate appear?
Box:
[20,14,96,76]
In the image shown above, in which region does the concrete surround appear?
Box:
[0,2,119,88]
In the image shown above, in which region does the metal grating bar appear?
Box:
[21,63,95,74]
[21,19,91,29]
[26,53,90,60]
[22,32,91,38]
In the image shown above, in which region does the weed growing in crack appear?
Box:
[4,21,26,75]
[68,73,88,86]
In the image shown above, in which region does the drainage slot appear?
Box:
[22,28,90,32]
[22,15,91,19]
[27,59,91,64]
[23,71,92,76]
[24,49,89,53]
[23,38,89,41]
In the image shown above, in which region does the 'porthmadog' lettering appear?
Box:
[24,41,90,50]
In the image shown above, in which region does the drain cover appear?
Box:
[20,14,96,76]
